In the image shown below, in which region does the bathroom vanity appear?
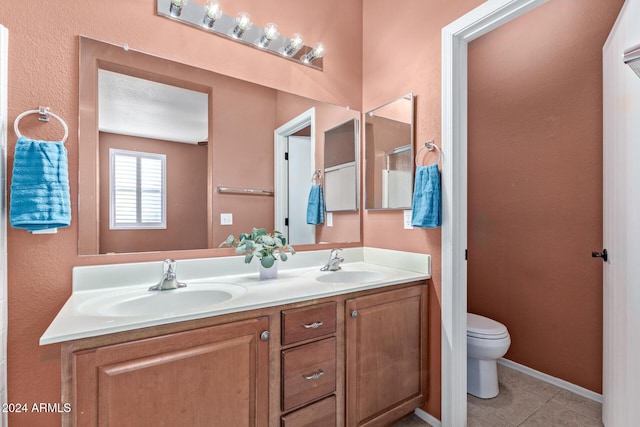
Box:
[42,248,430,426]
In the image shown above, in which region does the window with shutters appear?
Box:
[109,148,166,230]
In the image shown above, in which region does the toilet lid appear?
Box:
[467,313,509,339]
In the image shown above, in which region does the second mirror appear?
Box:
[364,93,414,210]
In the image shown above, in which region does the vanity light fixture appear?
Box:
[257,23,279,48]
[202,0,222,28]
[169,0,187,17]
[156,0,325,70]
[232,12,252,39]
[302,42,326,64]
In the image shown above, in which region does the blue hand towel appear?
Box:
[411,164,441,228]
[10,136,71,231]
[306,184,325,225]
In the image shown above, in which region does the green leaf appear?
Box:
[261,255,275,268]
[287,245,296,255]
[244,240,254,251]
[244,253,254,264]
[235,246,245,254]
[279,251,288,262]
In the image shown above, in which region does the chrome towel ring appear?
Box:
[311,169,322,184]
[415,140,442,166]
[14,106,69,144]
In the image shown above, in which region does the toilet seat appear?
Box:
[467,313,509,340]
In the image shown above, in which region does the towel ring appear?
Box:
[14,107,69,144]
[311,169,322,184]
[415,141,441,166]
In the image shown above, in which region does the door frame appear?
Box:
[274,108,316,239]
[440,1,548,425]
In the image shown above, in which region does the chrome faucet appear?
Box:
[149,259,186,291]
[321,248,344,271]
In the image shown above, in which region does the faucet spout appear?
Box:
[149,259,187,291]
[321,248,344,271]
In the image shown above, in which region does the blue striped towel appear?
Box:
[306,184,325,225]
[411,163,441,228]
[10,136,71,231]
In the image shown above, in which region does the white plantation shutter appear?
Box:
[110,149,166,229]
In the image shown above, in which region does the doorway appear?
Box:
[274,108,316,245]
[440,1,550,425]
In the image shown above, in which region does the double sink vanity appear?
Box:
[42,247,431,426]
[52,26,428,426]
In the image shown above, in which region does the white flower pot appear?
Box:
[258,261,278,280]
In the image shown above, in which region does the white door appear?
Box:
[603,1,640,424]
[287,136,315,245]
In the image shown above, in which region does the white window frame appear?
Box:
[109,148,167,230]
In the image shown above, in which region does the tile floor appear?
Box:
[393,364,603,427]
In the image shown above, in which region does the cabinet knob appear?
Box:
[351,310,358,318]
[260,331,270,342]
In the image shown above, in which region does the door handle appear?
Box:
[592,249,608,262]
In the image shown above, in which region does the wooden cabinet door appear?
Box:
[345,285,427,427]
[72,317,269,427]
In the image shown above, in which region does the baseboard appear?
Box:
[414,408,441,427]
[499,358,603,403]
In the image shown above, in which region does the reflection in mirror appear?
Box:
[78,37,361,255]
[364,94,414,210]
[324,119,359,212]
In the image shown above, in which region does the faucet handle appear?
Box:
[163,259,177,279]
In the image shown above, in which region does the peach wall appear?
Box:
[98,132,208,253]
[363,0,486,418]
[466,0,623,394]
[2,0,361,425]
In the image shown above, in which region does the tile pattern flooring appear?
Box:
[393,364,603,426]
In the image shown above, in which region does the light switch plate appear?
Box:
[220,213,233,225]
[326,212,333,227]
[403,210,414,229]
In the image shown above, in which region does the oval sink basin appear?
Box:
[315,270,384,284]
[77,283,246,318]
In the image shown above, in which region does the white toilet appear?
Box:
[467,313,511,399]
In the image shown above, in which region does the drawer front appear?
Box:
[282,302,337,345]
[282,337,336,411]
[281,395,336,427]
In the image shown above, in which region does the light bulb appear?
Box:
[203,0,222,28]
[169,0,188,17]
[258,23,279,48]
[232,12,252,39]
[302,42,326,64]
[283,33,304,56]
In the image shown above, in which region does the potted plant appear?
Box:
[220,228,295,279]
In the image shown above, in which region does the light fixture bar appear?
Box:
[156,0,324,71]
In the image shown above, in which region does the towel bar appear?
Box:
[216,187,274,196]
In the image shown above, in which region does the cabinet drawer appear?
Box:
[281,395,336,427]
[282,301,337,345]
[282,337,336,411]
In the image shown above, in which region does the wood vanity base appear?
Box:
[61,281,428,426]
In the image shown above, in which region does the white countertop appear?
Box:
[40,248,430,345]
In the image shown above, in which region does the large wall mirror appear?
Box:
[78,37,361,255]
[364,93,414,210]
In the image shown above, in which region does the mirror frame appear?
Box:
[363,93,415,211]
